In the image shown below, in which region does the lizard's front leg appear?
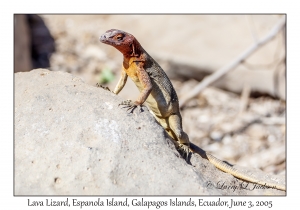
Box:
[113,69,128,94]
[119,61,152,113]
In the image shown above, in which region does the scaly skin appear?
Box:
[99,29,285,191]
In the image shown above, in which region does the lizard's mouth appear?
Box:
[99,35,118,46]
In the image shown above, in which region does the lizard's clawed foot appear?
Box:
[178,144,190,161]
[119,99,144,114]
[96,83,114,93]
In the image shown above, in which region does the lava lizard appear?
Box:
[99,29,285,191]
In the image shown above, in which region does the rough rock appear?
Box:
[14,69,285,195]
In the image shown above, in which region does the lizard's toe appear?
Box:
[126,104,138,113]
[119,100,144,114]
[178,144,190,161]
[119,99,132,106]
[96,83,113,93]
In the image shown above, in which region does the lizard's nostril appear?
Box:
[100,34,106,41]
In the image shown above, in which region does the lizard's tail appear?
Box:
[205,153,286,191]
[189,143,286,191]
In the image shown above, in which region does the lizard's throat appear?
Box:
[120,41,142,57]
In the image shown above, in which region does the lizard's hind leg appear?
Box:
[155,116,174,138]
[153,115,179,146]
[168,114,190,160]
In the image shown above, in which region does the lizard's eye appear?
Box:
[116,35,123,41]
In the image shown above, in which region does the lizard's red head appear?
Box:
[100,29,141,57]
